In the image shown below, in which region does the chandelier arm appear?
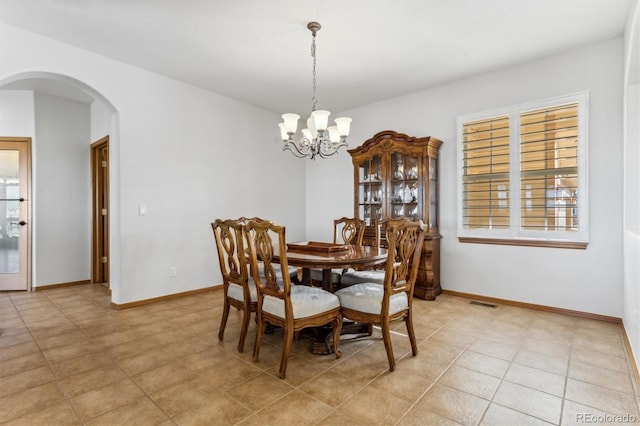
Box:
[283,143,309,158]
[283,136,314,158]
[317,140,348,158]
[316,144,348,159]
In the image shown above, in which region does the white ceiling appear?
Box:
[0,0,632,114]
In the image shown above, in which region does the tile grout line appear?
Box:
[34,285,176,424]
[482,311,562,426]
[454,308,524,426]
[46,285,141,425]
[5,288,87,424]
[392,314,468,425]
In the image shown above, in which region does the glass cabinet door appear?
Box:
[429,157,438,228]
[390,153,420,220]
[357,155,383,224]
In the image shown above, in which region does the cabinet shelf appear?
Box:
[390,178,418,183]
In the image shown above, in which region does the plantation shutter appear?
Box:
[462,116,510,230]
[520,103,579,232]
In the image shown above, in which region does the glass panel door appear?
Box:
[0,139,30,291]
[0,166,20,273]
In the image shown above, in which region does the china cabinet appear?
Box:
[348,130,443,300]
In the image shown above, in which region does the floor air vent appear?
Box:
[469,300,497,308]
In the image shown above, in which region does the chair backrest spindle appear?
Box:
[333,217,365,246]
[382,219,426,296]
[212,219,249,289]
[244,220,293,302]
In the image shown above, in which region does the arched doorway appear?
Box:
[0,72,119,298]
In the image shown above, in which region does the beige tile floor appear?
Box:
[0,284,639,425]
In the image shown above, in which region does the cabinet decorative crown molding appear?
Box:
[348,130,442,158]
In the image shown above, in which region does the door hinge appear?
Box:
[101,160,107,168]
[101,208,107,216]
[101,256,108,263]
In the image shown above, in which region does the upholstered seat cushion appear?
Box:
[228,274,290,304]
[263,285,340,319]
[335,283,408,315]
[309,268,343,284]
[259,264,298,280]
[339,270,385,286]
[227,278,258,303]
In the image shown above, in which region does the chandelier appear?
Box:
[279,22,352,160]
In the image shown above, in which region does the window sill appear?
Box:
[458,237,587,250]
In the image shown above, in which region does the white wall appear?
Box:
[0,91,34,136]
[623,0,640,370]
[0,20,628,318]
[34,93,91,286]
[0,23,307,304]
[90,100,112,142]
[307,38,625,317]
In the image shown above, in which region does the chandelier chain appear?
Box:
[311,34,317,112]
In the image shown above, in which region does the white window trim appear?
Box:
[456,92,589,246]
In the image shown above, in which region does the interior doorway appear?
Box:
[91,136,109,287]
[0,137,31,291]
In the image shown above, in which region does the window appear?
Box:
[457,93,588,248]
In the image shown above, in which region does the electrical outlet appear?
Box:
[169,266,176,277]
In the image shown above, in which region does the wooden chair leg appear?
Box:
[218,299,230,341]
[237,303,251,353]
[279,326,294,379]
[405,312,418,357]
[253,314,265,362]
[332,315,343,358]
[381,323,396,372]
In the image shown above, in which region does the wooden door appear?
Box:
[91,136,109,287]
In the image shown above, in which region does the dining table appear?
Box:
[272,241,388,354]
[276,241,388,292]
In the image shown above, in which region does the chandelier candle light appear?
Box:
[279,21,352,160]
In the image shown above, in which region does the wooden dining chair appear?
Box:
[333,216,366,246]
[339,221,386,287]
[244,219,343,379]
[211,218,255,353]
[310,217,365,290]
[238,216,300,284]
[212,217,300,353]
[335,218,426,371]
